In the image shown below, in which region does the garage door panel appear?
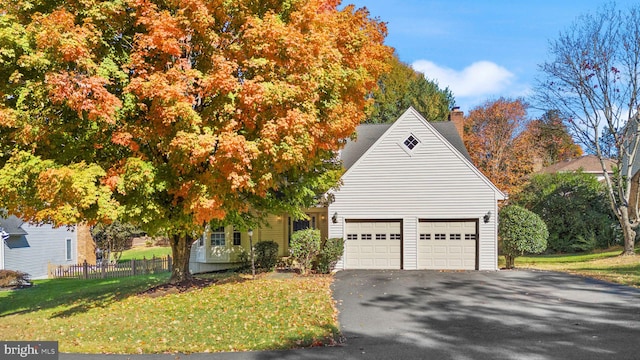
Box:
[345,221,401,269]
[418,221,477,270]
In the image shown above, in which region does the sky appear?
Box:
[346,0,624,114]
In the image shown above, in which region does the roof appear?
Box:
[538,155,614,175]
[341,121,471,170]
[0,215,28,236]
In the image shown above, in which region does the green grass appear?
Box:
[119,246,172,262]
[0,273,337,354]
[502,247,640,287]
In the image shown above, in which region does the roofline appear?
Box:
[340,107,507,200]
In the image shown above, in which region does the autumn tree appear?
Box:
[463,98,539,195]
[367,53,455,123]
[535,3,640,255]
[0,0,392,283]
[527,110,582,167]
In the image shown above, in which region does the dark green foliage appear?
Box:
[314,237,344,274]
[254,241,279,271]
[499,205,549,269]
[0,269,31,288]
[289,229,321,274]
[91,221,145,263]
[514,171,620,252]
[367,53,455,123]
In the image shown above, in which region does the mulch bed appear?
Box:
[139,277,218,298]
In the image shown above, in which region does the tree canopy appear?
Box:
[535,3,640,254]
[0,0,392,282]
[463,98,538,195]
[366,53,455,123]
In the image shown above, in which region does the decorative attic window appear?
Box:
[399,132,421,155]
[404,135,419,149]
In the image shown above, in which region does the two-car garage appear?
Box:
[343,219,478,270]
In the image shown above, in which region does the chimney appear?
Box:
[449,107,464,140]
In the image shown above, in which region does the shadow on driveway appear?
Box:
[331,269,640,360]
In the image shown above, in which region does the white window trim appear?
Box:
[398,132,421,156]
[65,238,72,261]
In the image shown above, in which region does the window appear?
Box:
[375,234,387,240]
[210,227,225,246]
[465,234,477,241]
[65,238,72,261]
[198,235,204,246]
[347,234,357,240]
[434,234,446,240]
[361,234,372,240]
[233,231,241,246]
[450,234,461,240]
[404,135,419,150]
[390,234,401,240]
[420,233,431,240]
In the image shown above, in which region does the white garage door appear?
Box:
[345,221,401,269]
[418,221,477,270]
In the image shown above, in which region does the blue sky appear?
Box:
[346,0,617,114]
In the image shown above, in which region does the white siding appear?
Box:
[3,223,78,279]
[329,108,504,270]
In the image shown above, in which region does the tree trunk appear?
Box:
[620,207,636,256]
[169,234,194,284]
[504,254,515,269]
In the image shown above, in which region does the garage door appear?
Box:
[418,221,477,270]
[345,221,401,269]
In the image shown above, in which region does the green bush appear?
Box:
[513,171,620,252]
[314,237,344,274]
[499,205,549,269]
[254,241,279,271]
[0,270,31,288]
[289,229,321,274]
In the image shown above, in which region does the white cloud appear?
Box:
[411,60,516,107]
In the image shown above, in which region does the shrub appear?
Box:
[254,241,279,271]
[315,237,344,274]
[289,229,321,274]
[499,205,549,269]
[513,172,620,252]
[0,270,31,288]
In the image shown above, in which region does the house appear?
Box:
[0,216,95,279]
[537,155,614,181]
[189,107,506,273]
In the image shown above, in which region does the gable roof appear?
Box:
[339,107,506,200]
[341,120,471,170]
[538,155,614,175]
[0,215,28,236]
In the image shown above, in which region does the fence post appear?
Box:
[168,255,172,272]
[131,259,136,276]
[101,260,106,279]
[83,260,88,280]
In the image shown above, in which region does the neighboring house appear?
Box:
[0,216,95,279]
[537,155,614,181]
[189,107,506,273]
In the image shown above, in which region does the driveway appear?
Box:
[331,269,640,360]
[60,269,640,360]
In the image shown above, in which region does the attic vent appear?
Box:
[403,134,419,150]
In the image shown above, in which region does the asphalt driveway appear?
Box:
[331,269,640,360]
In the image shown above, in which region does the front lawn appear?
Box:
[0,273,337,354]
[501,247,640,287]
[119,246,172,262]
